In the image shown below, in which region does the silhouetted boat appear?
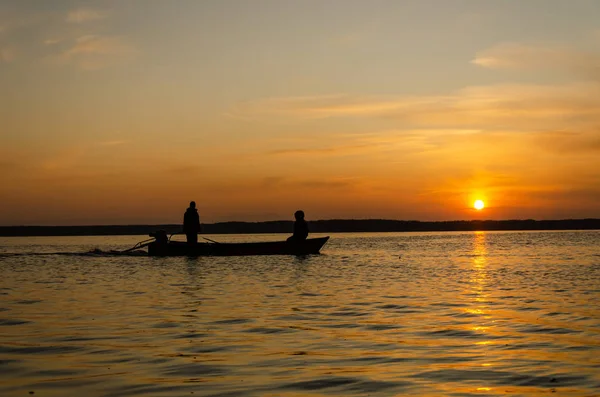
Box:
[147,236,330,257]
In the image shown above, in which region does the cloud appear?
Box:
[262,128,449,158]
[267,143,376,156]
[230,94,455,123]
[31,140,129,172]
[259,176,285,187]
[533,130,600,154]
[257,128,485,163]
[226,94,357,121]
[52,35,136,70]
[526,186,600,205]
[399,83,600,131]
[231,83,600,134]
[68,35,128,55]
[297,178,357,189]
[256,176,358,190]
[66,8,107,24]
[0,13,48,35]
[0,6,129,68]
[472,42,600,80]
[230,42,600,139]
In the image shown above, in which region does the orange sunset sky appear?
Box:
[1,1,600,225]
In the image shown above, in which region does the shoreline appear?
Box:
[1,219,599,237]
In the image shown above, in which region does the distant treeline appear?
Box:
[1,219,599,237]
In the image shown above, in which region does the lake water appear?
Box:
[1,231,599,397]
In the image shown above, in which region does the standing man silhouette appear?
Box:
[183,201,201,244]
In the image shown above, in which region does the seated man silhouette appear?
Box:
[287,210,309,242]
[183,201,201,244]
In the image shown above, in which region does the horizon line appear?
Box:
[2,218,600,228]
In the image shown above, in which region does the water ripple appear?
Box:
[414,369,590,388]
[1,231,599,396]
[0,318,30,326]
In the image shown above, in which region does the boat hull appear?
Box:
[147,236,329,257]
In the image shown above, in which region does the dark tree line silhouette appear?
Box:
[1,219,599,237]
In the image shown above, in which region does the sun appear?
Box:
[474,200,485,210]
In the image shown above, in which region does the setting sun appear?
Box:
[474,200,485,210]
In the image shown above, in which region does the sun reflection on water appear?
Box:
[467,232,490,314]
[472,231,487,269]
[466,232,495,392]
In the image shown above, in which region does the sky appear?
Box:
[1,0,599,225]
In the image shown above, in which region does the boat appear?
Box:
[145,235,330,257]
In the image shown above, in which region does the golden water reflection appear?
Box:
[1,232,599,396]
[472,231,488,268]
[466,232,495,392]
[468,231,490,310]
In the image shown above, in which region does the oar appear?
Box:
[202,237,220,244]
[121,239,154,253]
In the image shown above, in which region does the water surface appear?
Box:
[1,231,599,396]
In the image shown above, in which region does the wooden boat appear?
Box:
[147,236,330,257]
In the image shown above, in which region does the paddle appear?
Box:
[121,241,153,253]
[120,237,155,253]
[169,231,215,243]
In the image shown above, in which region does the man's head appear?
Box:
[190,201,196,208]
[294,210,305,220]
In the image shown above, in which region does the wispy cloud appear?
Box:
[36,141,128,171]
[266,143,383,157]
[533,130,600,154]
[229,94,447,123]
[226,94,353,121]
[231,83,600,133]
[0,12,49,35]
[66,8,107,24]
[0,5,134,69]
[232,82,600,164]
[297,178,358,189]
[527,186,600,205]
[255,176,359,190]
[52,35,136,70]
[68,35,130,56]
[472,42,600,80]
[259,128,481,161]
[267,147,339,156]
[44,39,61,45]
[96,140,127,147]
[231,41,600,135]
